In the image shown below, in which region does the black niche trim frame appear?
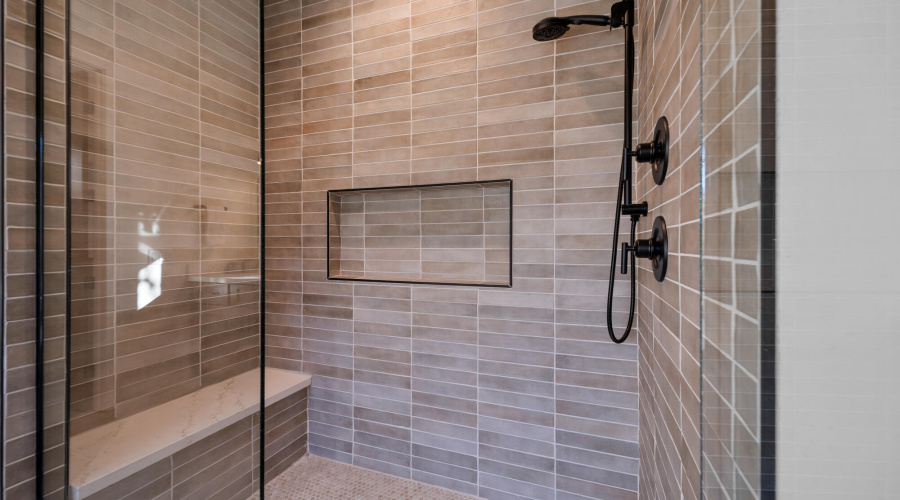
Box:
[326,179,514,288]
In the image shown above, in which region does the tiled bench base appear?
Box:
[81,388,308,500]
[70,369,310,500]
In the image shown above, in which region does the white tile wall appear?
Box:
[777,2,900,498]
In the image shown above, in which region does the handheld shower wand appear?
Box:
[532,0,670,344]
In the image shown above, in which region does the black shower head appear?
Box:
[531,15,612,41]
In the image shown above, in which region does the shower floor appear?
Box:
[250,454,478,500]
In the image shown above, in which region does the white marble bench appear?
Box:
[69,368,311,500]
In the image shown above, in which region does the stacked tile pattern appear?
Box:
[3,0,69,497]
[68,0,262,435]
[328,181,511,285]
[263,0,304,374]
[633,1,702,500]
[700,0,765,498]
[81,387,308,500]
[264,0,645,498]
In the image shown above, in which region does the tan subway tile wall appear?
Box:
[68,0,261,435]
[634,1,702,500]
[265,0,646,498]
[264,0,305,375]
[4,0,69,497]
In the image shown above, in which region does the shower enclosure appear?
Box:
[8,0,899,499]
[14,0,777,498]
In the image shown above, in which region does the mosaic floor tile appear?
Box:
[249,454,478,500]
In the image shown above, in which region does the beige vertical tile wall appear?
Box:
[3,0,69,497]
[263,0,304,374]
[701,0,765,498]
[264,0,648,498]
[634,1,702,500]
[68,0,261,435]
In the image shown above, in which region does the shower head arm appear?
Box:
[610,0,635,28]
[565,15,612,27]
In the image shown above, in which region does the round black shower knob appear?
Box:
[634,116,670,186]
[622,216,669,283]
[648,216,668,282]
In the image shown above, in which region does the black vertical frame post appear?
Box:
[759,0,777,497]
[63,0,72,495]
[1,0,5,494]
[258,1,266,497]
[34,0,46,496]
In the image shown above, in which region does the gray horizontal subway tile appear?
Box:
[479,473,556,500]
[411,378,477,400]
[412,443,477,470]
[479,444,554,473]
[354,431,412,455]
[478,430,554,458]
[411,415,477,441]
[556,475,638,500]
[352,454,411,478]
[411,469,479,496]
[412,455,478,483]
[556,430,639,459]
[556,445,639,476]
[411,429,478,455]
[412,403,478,427]
[478,388,555,413]
[354,395,412,416]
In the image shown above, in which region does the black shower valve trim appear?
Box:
[631,116,670,186]
[621,216,669,282]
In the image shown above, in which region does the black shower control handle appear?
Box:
[634,142,663,163]
[620,216,669,282]
[620,238,660,273]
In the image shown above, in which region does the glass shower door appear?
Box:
[67,0,263,497]
[700,0,771,498]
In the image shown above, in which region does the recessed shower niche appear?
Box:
[327,180,513,287]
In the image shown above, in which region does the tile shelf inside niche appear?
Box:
[329,275,512,287]
[327,180,513,287]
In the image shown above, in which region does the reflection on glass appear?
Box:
[136,257,163,310]
[701,0,769,498]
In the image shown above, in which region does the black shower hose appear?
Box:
[606,150,638,344]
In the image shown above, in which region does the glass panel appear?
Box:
[700,0,769,498]
[67,1,262,497]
